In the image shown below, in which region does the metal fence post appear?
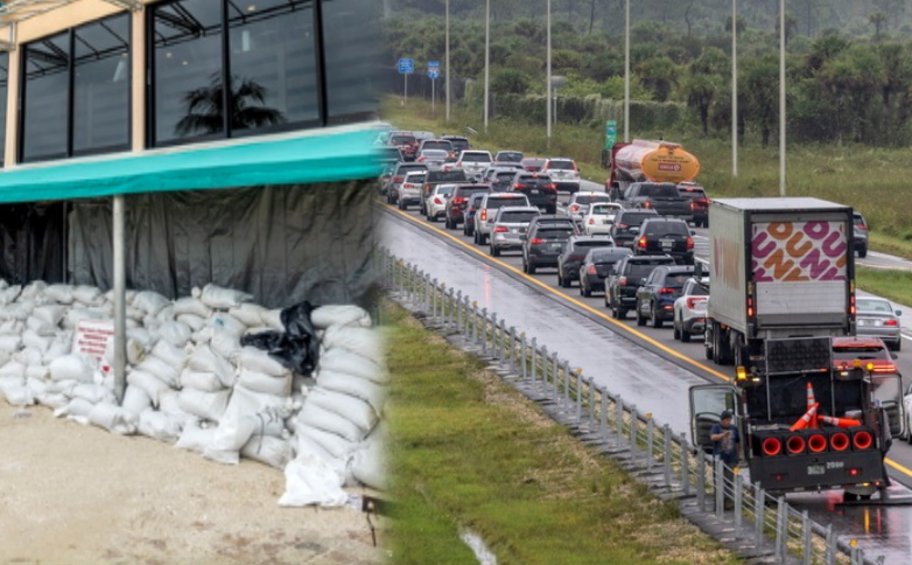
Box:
[509,327,517,372]
[802,510,811,565]
[444,288,453,327]
[629,406,638,456]
[563,361,572,407]
[489,313,498,358]
[531,339,539,384]
[520,334,528,379]
[554,353,562,402]
[471,302,479,344]
[824,525,835,565]
[680,435,690,496]
[646,417,655,470]
[599,388,608,438]
[733,473,743,530]
[775,497,787,562]
[755,485,766,547]
[455,290,463,331]
[575,369,582,418]
[662,424,672,487]
[587,377,595,422]
[696,449,706,510]
[715,458,724,518]
[615,397,625,443]
[480,308,488,354]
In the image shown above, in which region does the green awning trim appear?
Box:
[0,126,383,204]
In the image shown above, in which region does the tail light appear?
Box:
[569,204,580,213]
[685,297,705,309]
[637,236,647,249]
[786,435,806,455]
[452,196,466,205]
[642,200,652,208]
[417,157,425,163]
[884,319,898,326]
[587,264,597,275]
[689,200,696,211]
[588,218,595,225]
[830,432,850,452]
[514,183,527,190]
[434,197,443,205]
[808,434,827,453]
[762,437,782,457]
[686,236,694,250]
[480,210,488,221]
[850,294,856,316]
[616,223,628,229]
[658,287,675,294]
[747,296,754,318]
[530,237,544,245]
[393,176,403,184]
[618,276,628,286]
[853,430,873,450]
[857,223,868,231]
[493,226,508,233]
[871,361,898,373]
[544,183,557,190]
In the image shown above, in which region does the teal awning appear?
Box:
[0,126,383,204]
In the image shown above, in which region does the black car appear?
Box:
[521,216,578,274]
[556,236,615,288]
[483,167,524,192]
[579,247,633,297]
[463,193,487,237]
[445,185,490,229]
[510,172,558,213]
[609,209,659,248]
[420,169,468,214]
[605,255,676,319]
[634,218,695,265]
[854,212,868,258]
[621,182,692,220]
[635,265,695,328]
[677,183,709,227]
[442,135,470,153]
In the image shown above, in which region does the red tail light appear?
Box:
[493,226,508,233]
[830,432,850,452]
[452,196,466,204]
[588,218,595,225]
[762,437,782,457]
[871,361,898,373]
[853,431,873,450]
[685,297,705,309]
[808,434,827,453]
[857,224,868,231]
[514,183,527,190]
[637,236,647,249]
[530,237,544,245]
[480,210,488,221]
[658,287,675,294]
[618,276,628,286]
[569,204,580,213]
[686,236,694,250]
[786,435,806,455]
[642,200,652,208]
[393,176,403,183]
[850,294,856,316]
[587,265,597,275]
[544,183,557,190]
[747,296,754,318]
[434,197,443,205]
[884,319,898,326]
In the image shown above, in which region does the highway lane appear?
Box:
[381,199,912,560]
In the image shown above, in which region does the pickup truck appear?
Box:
[620,182,692,221]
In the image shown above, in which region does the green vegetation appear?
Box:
[857,267,912,307]
[384,301,736,564]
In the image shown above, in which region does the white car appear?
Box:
[397,170,427,210]
[425,183,458,222]
[542,158,581,193]
[582,202,623,235]
[673,276,709,342]
[416,149,450,170]
[559,191,613,222]
[445,150,493,180]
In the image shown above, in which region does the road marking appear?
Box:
[382,202,912,481]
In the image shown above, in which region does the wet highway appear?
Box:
[381,195,912,561]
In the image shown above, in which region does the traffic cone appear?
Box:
[790,403,819,432]
[805,382,819,429]
[818,414,863,428]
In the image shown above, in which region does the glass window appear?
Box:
[0,52,7,166]
[22,33,70,161]
[73,14,130,154]
[321,0,381,121]
[226,0,319,134]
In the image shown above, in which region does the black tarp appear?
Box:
[0,202,66,285]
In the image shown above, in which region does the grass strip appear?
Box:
[857,267,912,308]
[383,300,736,564]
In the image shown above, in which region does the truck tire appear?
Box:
[636,302,647,326]
[650,304,663,328]
[680,326,691,343]
[713,323,734,365]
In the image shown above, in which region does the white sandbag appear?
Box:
[210,413,258,453]
[229,303,268,327]
[210,330,242,362]
[198,283,253,310]
[158,390,196,428]
[42,283,74,305]
[157,321,191,348]
[0,284,21,306]
[278,453,348,508]
[150,340,187,370]
[122,385,152,417]
[88,402,136,435]
[296,402,365,443]
[178,388,230,423]
[126,306,145,322]
[0,319,23,335]
[0,360,28,380]
[136,355,180,388]
[350,436,388,491]
[32,304,67,328]
[132,290,170,316]
[260,308,284,330]
[37,392,69,409]
[71,383,115,405]
[237,347,288,377]
[1,301,35,321]
[126,327,156,350]
[177,314,206,332]
[156,305,176,323]
[26,376,49,397]
[191,327,213,345]
[321,326,383,364]
[202,446,240,465]
[142,314,162,333]
[26,317,57,337]
[222,385,290,438]
[210,313,246,337]
[0,334,22,353]
[187,344,235,387]
[14,347,44,368]
[43,333,75,366]
[54,397,95,419]
[22,329,53,354]
[0,374,24,388]
[311,305,372,329]
[316,371,385,415]
[104,288,136,305]
[319,348,388,384]
[102,336,145,367]
[174,421,216,454]
[20,281,47,300]
[126,370,171,406]
[63,308,96,330]
[73,285,102,305]
[1,383,35,406]
[138,409,183,443]
[237,368,292,397]
[295,425,357,461]
[173,297,211,318]
[179,368,223,393]
[307,387,377,432]
[44,379,78,396]
[25,365,49,380]
[242,435,293,469]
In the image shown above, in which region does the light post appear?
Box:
[623,0,630,142]
[546,0,552,140]
[732,0,738,177]
[484,0,490,132]
[445,0,451,123]
[779,0,786,196]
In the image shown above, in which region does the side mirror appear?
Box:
[896,310,903,316]
[691,230,697,236]
[892,352,899,361]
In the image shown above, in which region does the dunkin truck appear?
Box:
[604,139,701,200]
[690,197,905,500]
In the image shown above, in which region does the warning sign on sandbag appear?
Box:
[73,320,114,362]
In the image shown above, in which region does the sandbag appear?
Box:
[22,329,52,354]
[174,422,216,454]
[229,303,268,327]
[71,383,115,405]
[49,354,95,383]
[202,446,240,465]
[138,409,183,443]
[158,390,196,428]
[316,371,385,415]
[122,385,152,417]
[127,327,156,350]
[260,309,284,330]
[173,297,211,318]
[73,285,103,305]
[178,388,231,423]
[133,290,170,316]
[156,305,176,323]
[32,304,67,329]
[236,368,292,397]
[350,435,388,491]
[0,285,21,306]
[179,369,224,393]
[14,347,45,368]
[136,355,180,388]
[1,301,35,321]
[322,326,383,364]
[307,387,377,432]
[197,284,253,310]
[157,321,191,348]
[210,313,246,336]
[0,319,23,335]
[26,376,49,397]
[296,402,364,443]
[278,453,348,508]
[102,336,146,367]
[150,340,187,370]
[43,284,75,305]
[20,281,46,300]
[54,397,95,420]
[319,348,388,384]
[126,370,171,406]
[237,347,289,377]
[25,365,49,380]
[191,326,213,345]
[0,360,26,380]
[222,385,289,437]
[210,413,258,453]
[177,314,206,332]
[36,392,69,408]
[0,334,22,353]
[0,378,34,406]
[88,403,136,435]
[242,435,293,469]
[210,330,242,362]
[188,345,235,387]
[311,305,372,329]
[294,425,357,461]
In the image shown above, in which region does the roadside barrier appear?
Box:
[381,248,870,565]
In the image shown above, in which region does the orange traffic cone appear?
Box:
[818,414,863,428]
[805,382,819,429]
[790,402,819,432]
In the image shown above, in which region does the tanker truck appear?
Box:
[604,139,701,201]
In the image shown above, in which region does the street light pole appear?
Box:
[623,0,630,142]
[779,0,786,196]
[546,0,552,140]
[732,0,738,177]
[484,0,490,132]
[445,0,451,123]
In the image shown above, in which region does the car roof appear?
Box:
[497,206,540,213]
[618,208,658,215]
[484,192,527,200]
[642,217,688,224]
[625,255,675,262]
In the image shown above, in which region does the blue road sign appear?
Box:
[428,69,440,80]
[398,58,415,74]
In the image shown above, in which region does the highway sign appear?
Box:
[428,60,440,79]
[398,57,415,74]
[604,120,618,150]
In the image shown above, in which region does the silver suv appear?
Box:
[473,193,531,245]
[489,206,541,257]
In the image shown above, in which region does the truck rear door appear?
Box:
[689,384,738,452]
[872,373,906,439]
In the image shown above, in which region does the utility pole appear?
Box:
[779,0,786,196]
[546,0,552,140]
[484,0,490,132]
[445,0,451,123]
[623,0,630,142]
[732,0,738,177]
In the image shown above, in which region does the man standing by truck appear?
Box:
[710,411,739,509]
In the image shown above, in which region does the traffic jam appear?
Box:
[377,129,912,507]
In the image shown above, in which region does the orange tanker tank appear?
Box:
[613,139,701,184]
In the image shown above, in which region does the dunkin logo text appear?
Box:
[751,221,847,282]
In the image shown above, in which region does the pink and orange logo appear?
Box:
[751,221,847,282]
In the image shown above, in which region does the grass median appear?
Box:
[383,301,736,564]
[857,267,912,308]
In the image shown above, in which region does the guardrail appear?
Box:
[380,247,872,565]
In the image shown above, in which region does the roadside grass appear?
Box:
[382,97,912,260]
[383,300,736,564]
[857,267,912,308]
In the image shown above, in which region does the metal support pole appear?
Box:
[734,473,743,530]
[498,319,506,361]
[575,369,582,418]
[455,290,463,330]
[587,377,595,422]
[472,302,479,344]
[646,417,655,469]
[490,312,498,358]
[509,327,517,373]
[663,424,672,487]
[431,278,439,320]
[532,340,540,383]
[555,353,562,401]
[599,388,608,438]
[715,458,725,518]
[112,194,127,404]
[755,485,766,547]
[824,525,835,565]
[480,308,488,354]
[463,296,471,338]
[629,406,638,455]
[616,398,625,443]
[696,450,706,510]
[680,434,690,496]
[802,510,812,564]
[775,497,787,562]
[521,334,529,379]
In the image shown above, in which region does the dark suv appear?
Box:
[605,255,676,319]
[521,216,578,274]
[622,182,692,220]
[677,183,710,227]
[853,212,868,258]
[556,236,615,288]
[510,172,558,213]
[463,193,488,237]
[610,209,659,248]
[634,218,694,265]
[635,265,695,328]
[445,185,489,229]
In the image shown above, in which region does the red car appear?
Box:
[831,337,898,374]
[388,132,419,161]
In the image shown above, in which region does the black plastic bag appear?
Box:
[240,300,320,375]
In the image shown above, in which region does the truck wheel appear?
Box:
[680,326,691,343]
[582,285,591,298]
[490,245,500,257]
[527,261,537,275]
[858,246,868,258]
[650,304,663,328]
[636,303,647,326]
[673,321,681,340]
[616,308,627,319]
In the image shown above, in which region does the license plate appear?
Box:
[807,464,825,476]
[530,189,540,194]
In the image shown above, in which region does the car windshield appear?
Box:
[398,165,427,174]
[436,186,456,197]
[619,212,655,226]
[537,228,574,240]
[548,160,575,170]
[496,172,517,181]
[689,284,709,296]
[487,197,525,208]
[663,274,692,287]
[497,152,523,162]
[462,153,491,163]
[390,135,416,145]
[499,211,539,223]
[639,184,679,198]
[644,221,689,236]
[575,195,611,205]
[627,261,671,279]
[574,240,613,249]
[423,141,452,151]
[429,170,466,182]
[405,173,427,183]
[857,299,893,313]
[832,346,889,361]
[456,187,488,197]
[591,204,618,215]
[678,187,706,199]
[447,138,470,150]
[524,159,545,167]
[519,175,551,183]
[591,249,630,262]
